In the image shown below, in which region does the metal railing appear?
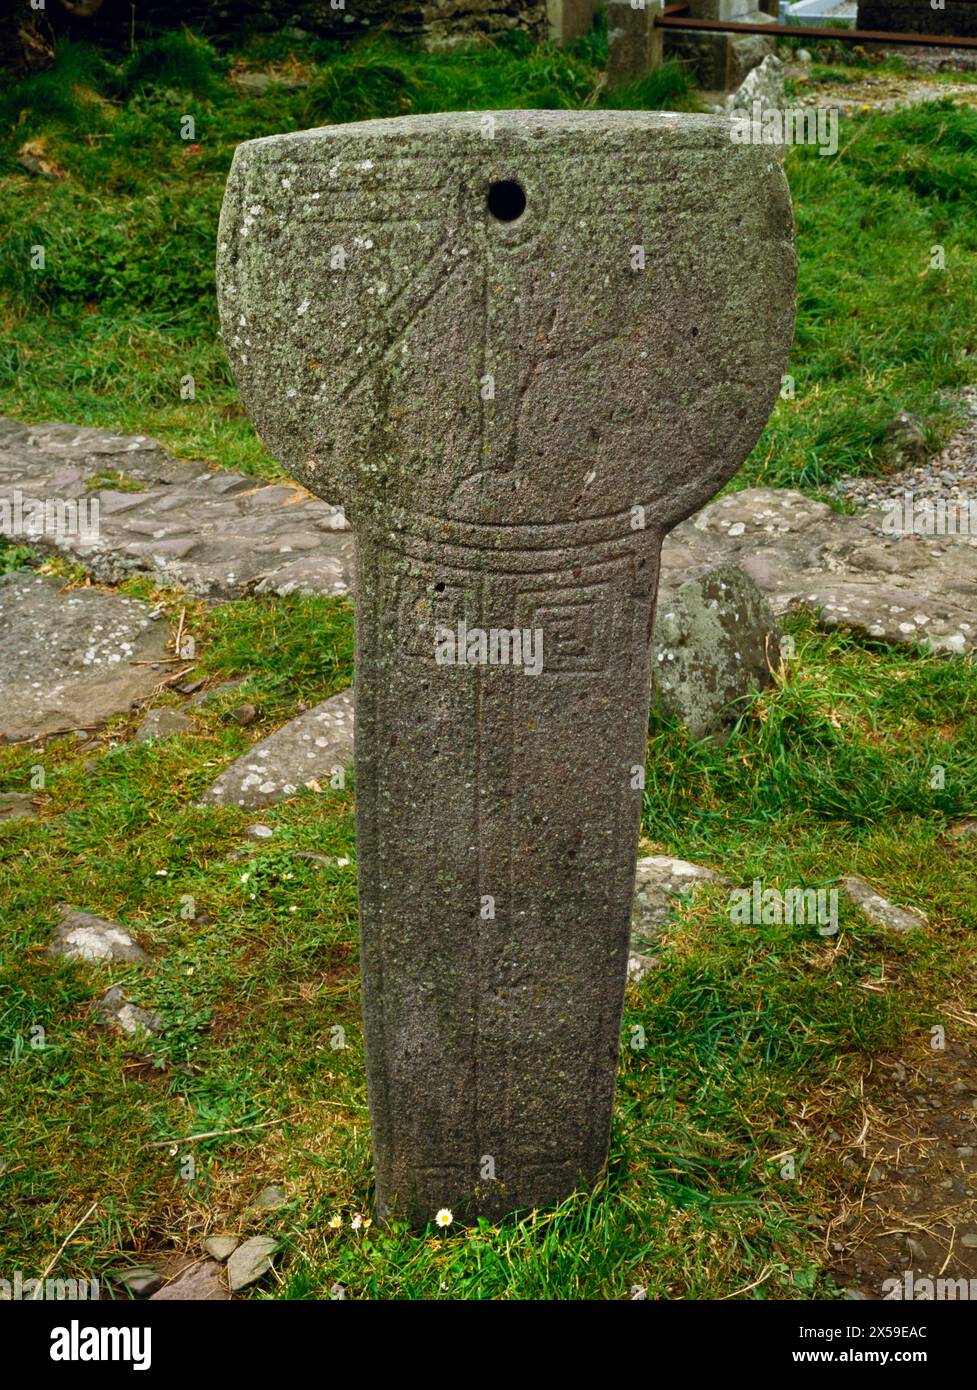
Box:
[657,2,977,49]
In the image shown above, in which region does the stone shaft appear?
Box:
[354,518,662,1220]
[217,110,796,1225]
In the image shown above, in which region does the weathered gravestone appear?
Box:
[607,0,664,91]
[217,110,795,1225]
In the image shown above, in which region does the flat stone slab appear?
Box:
[226,1236,277,1292]
[199,688,354,808]
[0,572,172,742]
[662,488,977,655]
[149,1259,229,1301]
[48,906,148,963]
[0,418,352,600]
[841,875,928,933]
[0,791,37,821]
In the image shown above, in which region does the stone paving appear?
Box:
[0,417,352,600]
[3,411,976,749]
[665,486,977,655]
[0,571,173,742]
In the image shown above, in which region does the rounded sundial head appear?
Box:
[217,109,795,534]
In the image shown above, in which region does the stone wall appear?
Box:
[416,0,548,48]
[3,0,547,71]
[858,0,977,37]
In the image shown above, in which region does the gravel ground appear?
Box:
[788,64,977,112]
[893,45,977,76]
[834,389,977,524]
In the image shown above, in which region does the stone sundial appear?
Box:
[217,109,795,1226]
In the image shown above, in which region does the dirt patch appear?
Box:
[825,1026,977,1299]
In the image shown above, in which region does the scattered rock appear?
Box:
[94,986,161,1038]
[841,876,927,933]
[17,138,66,180]
[652,562,781,737]
[136,707,193,743]
[627,951,663,986]
[111,1266,162,1298]
[796,48,812,63]
[0,791,36,821]
[632,855,728,943]
[48,906,148,964]
[149,1258,229,1301]
[231,68,309,94]
[232,70,273,94]
[723,52,785,117]
[226,1236,278,1292]
[905,1235,928,1262]
[230,703,258,727]
[628,855,728,981]
[330,1282,348,1300]
[252,550,353,598]
[732,28,777,84]
[246,824,274,840]
[0,573,174,742]
[256,1184,287,1210]
[947,819,977,841]
[203,1235,239,1262]
[881,411,928,470]
[189,678,246,708]
[200,688,354,809]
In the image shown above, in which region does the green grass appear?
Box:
[0,538,35,573]
[2,597,976,1298]
[3,31,975,485]
[0,30,696,475]
[2,27,977,1300]
[750,100,977,489]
